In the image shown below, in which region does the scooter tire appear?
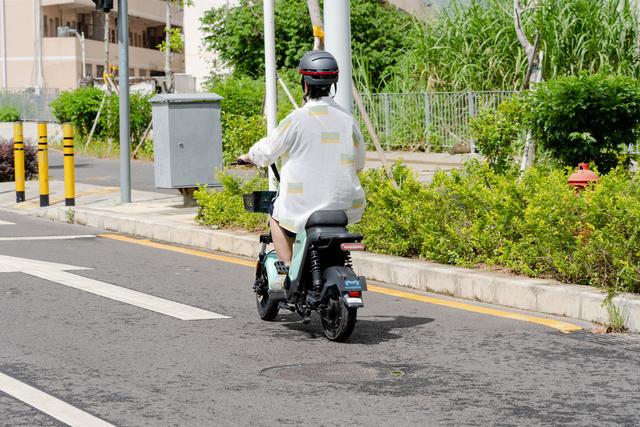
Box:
[256,293,280,321]
[321,296,357,342]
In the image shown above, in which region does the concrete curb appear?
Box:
[28,204,640,333]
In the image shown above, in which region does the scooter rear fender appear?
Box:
[321,266,367,308]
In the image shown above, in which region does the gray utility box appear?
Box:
[150,93,223,189]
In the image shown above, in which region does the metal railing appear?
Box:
[354,91,517,151]
[0,88,59,122]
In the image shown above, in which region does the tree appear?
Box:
[200,0,417,88]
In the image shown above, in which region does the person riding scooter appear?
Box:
[238,50,366,266]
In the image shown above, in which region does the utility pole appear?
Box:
[164,0,172,92]
[104,11,110,75]
[263,0,277,190]
[118,0,131,203]
[323,0,352,112]
[34,0,45,92]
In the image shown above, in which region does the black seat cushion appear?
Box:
[305,210,348,229]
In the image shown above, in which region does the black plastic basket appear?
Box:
[243,191,277,213]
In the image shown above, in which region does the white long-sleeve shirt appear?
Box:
[248,97,366,234]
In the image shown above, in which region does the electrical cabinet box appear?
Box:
[150,93,223,189]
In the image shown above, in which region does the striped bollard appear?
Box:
[13,122,26,203]
[62,123,75,206]
[37,122,49,207]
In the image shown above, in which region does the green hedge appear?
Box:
[195,163,640,294]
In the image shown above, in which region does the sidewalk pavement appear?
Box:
[1,179,639,333]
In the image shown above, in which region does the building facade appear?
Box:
[0,0,185,92]
[184,0,234,91]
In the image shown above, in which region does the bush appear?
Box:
[471,97,525,173]
[221,113,266,165]
[0,139,38,182]
[194,171,269,231]
[51,88,152,145]
[524,73,640,172]
[50,87,104,137]
[0,105,20,122]
[351,162,640,293]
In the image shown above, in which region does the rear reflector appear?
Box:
[340,243,365,251]
[348,291,362,298]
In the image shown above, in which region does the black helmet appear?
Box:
[298,50,339,87]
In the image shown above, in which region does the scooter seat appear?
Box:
[305,210,348,229]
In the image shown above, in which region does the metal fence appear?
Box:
[354,91,517,151]
[0,88,59,122]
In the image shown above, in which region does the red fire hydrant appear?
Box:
[568,163,598,190]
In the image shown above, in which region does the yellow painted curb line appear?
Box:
[367,285,582,333]
[98,234,256,268]
[98,233,582,333]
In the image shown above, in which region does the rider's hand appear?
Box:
[238,154,253,165]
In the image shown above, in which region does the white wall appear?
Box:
[184,0,236,91]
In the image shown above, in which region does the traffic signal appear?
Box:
[92,0,114,12]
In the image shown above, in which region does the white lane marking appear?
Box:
[0,371,115,427]
[0,220,15,225]
[0,235,96,241]
[0,255,229,320]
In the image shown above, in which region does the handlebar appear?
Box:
[231,158,280,182]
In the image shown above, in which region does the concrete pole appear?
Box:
[34,0,44,91]
[263,0,277,190]
[0,0,7,90]
[118,0,131,203]
[323,0,352,112]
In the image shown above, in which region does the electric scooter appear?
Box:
[240,162,367,342]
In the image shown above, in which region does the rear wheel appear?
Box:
[255,265,280,321]
[321,291,357,342]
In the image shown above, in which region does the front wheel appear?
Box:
[321,293,357,342]
[255,264,279,321]
[256,292,280,321]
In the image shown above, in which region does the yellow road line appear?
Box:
[98,233,582,333]
[98,234,256,268]
[368,285,582,333]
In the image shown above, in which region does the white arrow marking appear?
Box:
[0,255,229,320]
[0,371,115,427]
[0,220,15,225]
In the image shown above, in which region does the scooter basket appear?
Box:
[243,191,277,213]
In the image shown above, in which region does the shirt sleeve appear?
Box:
[353,121,366,172]
[248,114,298,168]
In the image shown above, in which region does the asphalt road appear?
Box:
[47,150,254,196]
[0,211,639,426]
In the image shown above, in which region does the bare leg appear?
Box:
[270,216,294,265]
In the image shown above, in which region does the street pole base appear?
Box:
[65,198,75,207]
[16,191,25,203]
[40,195,49,207]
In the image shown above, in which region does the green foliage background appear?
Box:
[0,105,20,122]
[201,0,417,88]
[51,87,151,145]
[388,0,640,91]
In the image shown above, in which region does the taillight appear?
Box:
[340,243,365,251]
[348,291,362,298]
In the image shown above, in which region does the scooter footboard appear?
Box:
[321,266,367,308]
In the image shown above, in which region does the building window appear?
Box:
[85,64,93,78]
[96,65,105,78]
[111,30,116,43]
[55,18,60,34]
[43,15,48,37]
[49,19,54,37]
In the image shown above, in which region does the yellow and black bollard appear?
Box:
[62,123,75,206]
[13,122,25,203]
[37,122,49,207]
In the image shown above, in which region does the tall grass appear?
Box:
[386,0,640,91]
